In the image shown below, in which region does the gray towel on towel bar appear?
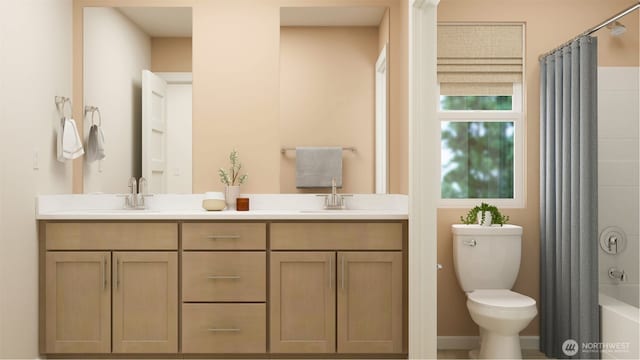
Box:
[296,147,343,188]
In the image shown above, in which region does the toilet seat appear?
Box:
[467,289,536,309]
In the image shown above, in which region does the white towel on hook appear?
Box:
[86,124,106,162]
[60,117,84,160]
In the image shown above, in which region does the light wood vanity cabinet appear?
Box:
[45,252,111,353]
[269,222,405,355]
[41,222,178,355]
[41,220,406,358]
[270,252,336,353]
[112,251,178,353]
[337,251,403,353]
[181,222,267,354]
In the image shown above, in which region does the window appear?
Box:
[437,23,524,207]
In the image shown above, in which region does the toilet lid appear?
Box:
[467,290,536,308]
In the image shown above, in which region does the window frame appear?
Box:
[437,83,525,208]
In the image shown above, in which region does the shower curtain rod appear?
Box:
[538,2,640,60]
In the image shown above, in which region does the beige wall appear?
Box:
[0,0,73,357]
[279,27,378,193]
[437,0,639,337]
[83,7,150,193]
[151,37,193,72]
[72,0,409,195]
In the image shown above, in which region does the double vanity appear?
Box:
[36,194,408,358]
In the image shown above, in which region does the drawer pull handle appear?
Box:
[115,257,120,289]
[102,256,107,290]
[207,328,240,332]
[206,235,240,240]
[328,255,332,289]
[207,275,241,280]
[341,255,346,290]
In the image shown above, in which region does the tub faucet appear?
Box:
[608,267,626,282]
[606,235,618,253]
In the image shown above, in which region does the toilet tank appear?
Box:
[452,224,523,292]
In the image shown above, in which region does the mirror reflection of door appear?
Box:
[83,7,192,194]
[142,70,193,194]
[375,44,388,194]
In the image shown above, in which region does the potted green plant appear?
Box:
[218,149,248,210]
[460,202,510,226]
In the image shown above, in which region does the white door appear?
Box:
[142,70,168,194]
[375,45,388,194]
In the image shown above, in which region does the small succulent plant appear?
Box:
[460,202,510,226]
[218,149,248,186]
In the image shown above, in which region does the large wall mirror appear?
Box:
[81,5,391,194]
[82,7,193,194]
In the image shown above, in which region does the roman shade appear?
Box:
[438,24,524,95]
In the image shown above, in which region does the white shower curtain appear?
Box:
[539,36,599,359]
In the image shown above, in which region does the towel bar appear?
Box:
[280,146,356,154]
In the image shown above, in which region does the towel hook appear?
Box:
[84,106,101,127]
[91,108,102,127]
[55,96,72,118]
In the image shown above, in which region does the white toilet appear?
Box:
[452,224,537,359]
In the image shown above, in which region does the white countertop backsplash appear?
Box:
[36,194,408,220]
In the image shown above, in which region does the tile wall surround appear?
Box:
[597,67,640,287]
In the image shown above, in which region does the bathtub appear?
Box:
[600,284,639,359]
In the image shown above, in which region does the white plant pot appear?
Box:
[477,211,493,226]
[224,185,241,210]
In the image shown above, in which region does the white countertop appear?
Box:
[36,194,408,220]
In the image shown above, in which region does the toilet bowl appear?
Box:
[466,289,537,359]
[451,224,537,360]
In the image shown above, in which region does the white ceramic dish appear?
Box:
[202,198,226,211]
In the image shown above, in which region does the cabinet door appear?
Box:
[45,252,111,353]
[270,252,335,353]
[337,252,402,353]
[112,252,177,353]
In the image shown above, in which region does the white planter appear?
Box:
[224,185,241,210]
[477,211,493,226]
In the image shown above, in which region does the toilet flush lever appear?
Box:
[463,239,477,247]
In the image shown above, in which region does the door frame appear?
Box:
[408,0,439,359]
[375,44,389,194]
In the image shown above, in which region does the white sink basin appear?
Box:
[57,209,161,214]
[298,209,376,213]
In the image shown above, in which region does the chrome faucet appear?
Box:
[125,177,137,209]
[137,177,149,209]
[608,267,626,282]
[122,176,152,209]
[318,178,351,210]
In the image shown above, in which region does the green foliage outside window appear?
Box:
[440,95,515,199]
[440,96,512,111]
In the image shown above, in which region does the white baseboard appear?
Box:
[437,336,539,350]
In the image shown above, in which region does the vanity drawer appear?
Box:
[45,222,178,250]
[182,303,266,353]
[270,222,403,250]
[182,252,266,302]
[182,223,266,250]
